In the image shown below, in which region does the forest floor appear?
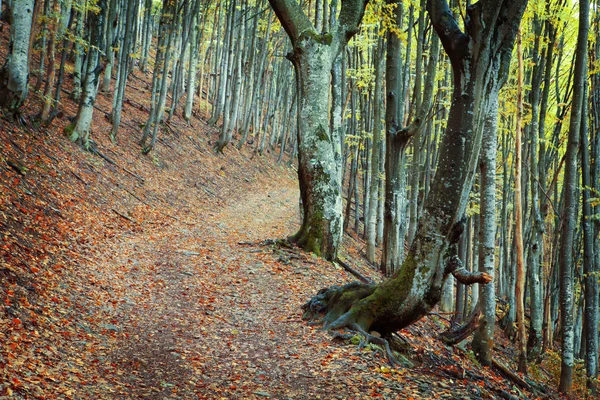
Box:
[0,30,575,399]
[0,110,573,399]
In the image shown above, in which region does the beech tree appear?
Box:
[68,0,107,150]
[559,0,589,393]
[267,0,369,259]
[304,0,526,340]
[0,0,35,114]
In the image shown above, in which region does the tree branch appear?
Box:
[444,245,492,285]
[452,267,493,285]
[267,0,313,44]
[337,0,369,45]
[426,0,467,66]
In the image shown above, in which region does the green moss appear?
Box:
[306,225,323,258]
[64,123,76,141]
[321,33,333,45]
[302,30,333,46]
[316,124,329,141]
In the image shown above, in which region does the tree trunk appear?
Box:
[288,41,343,259]
[110,0,138,140]
[0,0,35,113]
[366,36,384,264]
[268,0,368,260]
[381,0,407,275]
[559,0,588,393]
[472,95,498,367]
[514,32,527,374]
[68,0,106,150]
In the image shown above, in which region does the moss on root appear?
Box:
[302,282,375,326]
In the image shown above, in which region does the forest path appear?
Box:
[99,177,378,399]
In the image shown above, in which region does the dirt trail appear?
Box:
[91,178,377,399]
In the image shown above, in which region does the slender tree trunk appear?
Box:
[184,14,200,122]
[559,0,588,392]
[514,32,527,374]
[472,95,498,367]
[101,0,118,92]
[381,0,407,275]
[72,6,85,101]
[110,0,138,140]
[68,0,106,149]
[367,36,384,264]
[39,0,59,122]
[581,73,597,396]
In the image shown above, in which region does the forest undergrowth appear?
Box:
[0,25,581,400]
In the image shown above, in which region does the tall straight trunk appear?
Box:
[101,0,118,92]
[472,94,498,367]
[237,4,263,147]
[168,0,199,121]
[367,36,384,264]
[72,7,85,101]
[217,0,245,151]
[587,1,600,394]
[39,0,59,122]
[526,13,546,362]
[559,0,588,393]
[49,5,74,121]
[0,0,35,112]
[184,14,200,122]
[208,0,234,126]
[110,0,138,139]
[34,0,50,93]
[381,0,407,275]
[140,0,176,152]
[407,0,427,246]
[140,0,152,72]
[514,32,527,374]
[581,80,597,394]
[68,0,106,149]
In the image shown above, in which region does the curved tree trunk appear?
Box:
[287,40,343,259]
[268,0,368,260]
[304,0,527,336]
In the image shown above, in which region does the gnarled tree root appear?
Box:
[303,283,403,366]
[350,323,398,366]
[302,281,375,327]
[438,304,481,345]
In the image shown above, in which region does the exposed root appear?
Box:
[327,324,400,367]
[439,304,481,345]
[301,281,375,326]
[351,323,398,367]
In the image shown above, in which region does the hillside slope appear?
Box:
[0,42,566,400]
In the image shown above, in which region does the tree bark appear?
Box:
[68,0,106,150]
[472,95,498,367]
[0,0,35,113]
[268,0,369,260]
[559,0,588,393]
[514,31,527,374]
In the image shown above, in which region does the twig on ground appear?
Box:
[335,257,373,284]
[112,208,134,222]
